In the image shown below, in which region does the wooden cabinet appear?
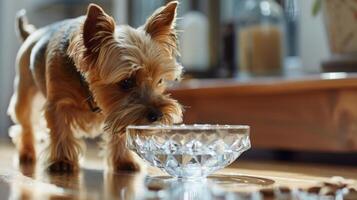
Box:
[170,74,357,152]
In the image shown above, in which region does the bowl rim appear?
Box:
[126,124,250,131]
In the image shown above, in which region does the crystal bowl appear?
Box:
[126,124,250,179]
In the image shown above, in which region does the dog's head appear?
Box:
[69,1,183,134]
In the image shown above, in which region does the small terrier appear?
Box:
[8,1,183,172]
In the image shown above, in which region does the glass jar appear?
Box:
[235,0,285,77]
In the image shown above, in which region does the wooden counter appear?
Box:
[169,73,357,152]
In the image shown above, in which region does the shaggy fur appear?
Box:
[8,1,183,173]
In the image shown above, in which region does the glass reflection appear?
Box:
[4,161,277,200]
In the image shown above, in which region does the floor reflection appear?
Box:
[150,174,274,187]
[146,174,275,199]
[104,171,146,200]
[208,174,275,186]
[2,161,276,200]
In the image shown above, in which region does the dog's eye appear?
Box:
[158,78,163,85]
[119,77,136,91]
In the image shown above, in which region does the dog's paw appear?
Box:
[114,161,141,172]
[19,149,36,164]
[48,160,78,173]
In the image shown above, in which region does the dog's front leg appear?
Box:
[44,101,84,172]
[104,133,141,172]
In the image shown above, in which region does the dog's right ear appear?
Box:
[83,4,115,57]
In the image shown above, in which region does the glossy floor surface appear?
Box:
[1,140,357,200]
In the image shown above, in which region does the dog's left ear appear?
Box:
[83,4,115,56]
[144,1,178,54]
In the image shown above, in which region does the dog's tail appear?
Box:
[16,9,36,42]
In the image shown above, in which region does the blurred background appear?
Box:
[1,0,357,164]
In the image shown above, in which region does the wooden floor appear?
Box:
[1,140,357,200]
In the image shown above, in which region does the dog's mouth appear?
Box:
[104,99,182,135]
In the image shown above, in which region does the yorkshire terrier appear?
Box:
[8,1,183,172]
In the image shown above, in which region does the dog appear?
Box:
[8,1,183,173]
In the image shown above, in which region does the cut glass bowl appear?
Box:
[126,124,250,179]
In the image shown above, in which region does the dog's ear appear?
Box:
[144,1,178,54]
[83,4,115,56]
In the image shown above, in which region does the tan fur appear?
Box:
[9,1,182,173]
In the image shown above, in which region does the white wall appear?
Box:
[0,0,25,137]
[113,0,128,25]
[298,0,329,73]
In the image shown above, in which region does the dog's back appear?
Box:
[15,12,84,95]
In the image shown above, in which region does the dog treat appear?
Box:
[259,188,275,198]
[276,186,291,194]
[254,176,355,199]
[323,182,348,189]
[306,186,322,194]
[319,186,338,196]
[147,183,165,192]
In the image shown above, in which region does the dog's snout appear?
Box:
[147,109,163,122]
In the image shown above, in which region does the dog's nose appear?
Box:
[147,109,163,122]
